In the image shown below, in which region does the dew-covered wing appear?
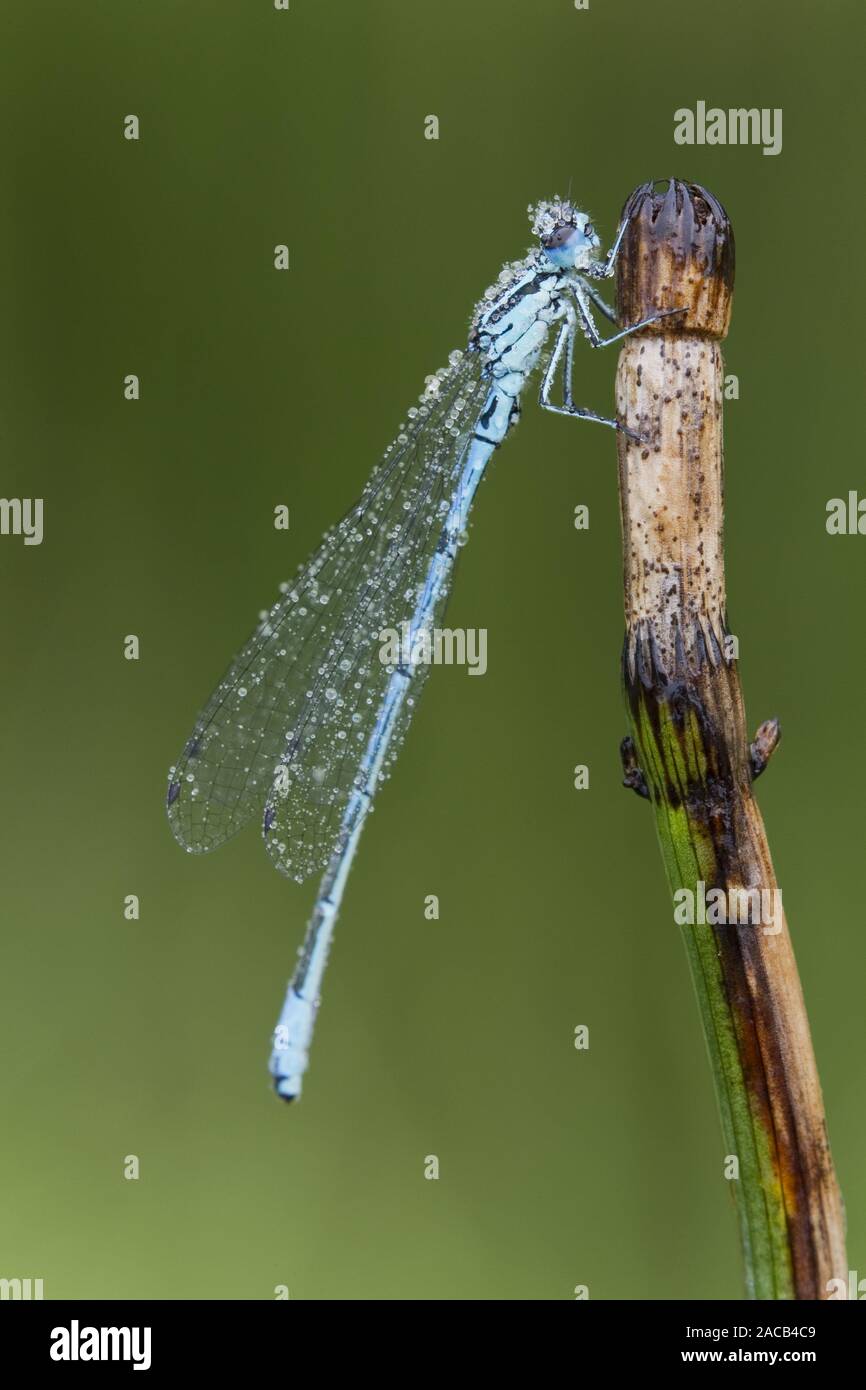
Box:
[167,348,488,879]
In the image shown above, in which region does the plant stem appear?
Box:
[614,179,846,1299]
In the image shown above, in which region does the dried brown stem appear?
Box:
[615,179,846,1299]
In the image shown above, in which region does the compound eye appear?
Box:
[542,224,577,250]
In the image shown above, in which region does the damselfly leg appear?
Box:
[581,280,618,324]
[539,315,631,436]
[539,303,683,442]
[571,288,685,350]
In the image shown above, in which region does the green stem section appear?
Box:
[629,690,792,1299]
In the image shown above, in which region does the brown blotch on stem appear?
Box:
[751,717,782,780]
[620,734,650,799]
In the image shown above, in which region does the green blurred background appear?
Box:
[0,0,862,1300]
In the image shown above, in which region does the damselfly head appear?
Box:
[530,197,600,270]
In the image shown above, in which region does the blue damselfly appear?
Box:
[167,197,676,1100]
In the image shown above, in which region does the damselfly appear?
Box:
[167,197,677,1101]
